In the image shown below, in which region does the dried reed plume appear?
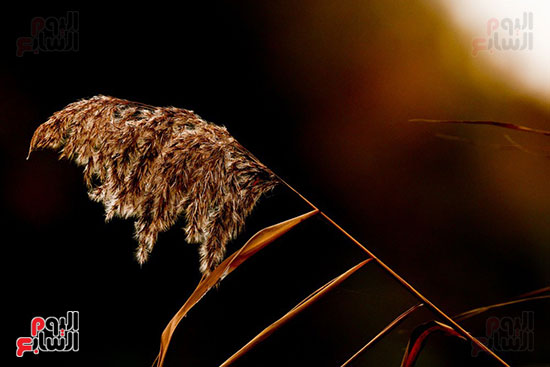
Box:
[28,95,279,275]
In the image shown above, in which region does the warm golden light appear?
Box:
[436,0,550,99]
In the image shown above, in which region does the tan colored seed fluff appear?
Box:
[28,95,279,275]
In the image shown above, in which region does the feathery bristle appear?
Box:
[28,95,279,275]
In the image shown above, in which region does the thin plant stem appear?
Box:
[219,259,372,367]
[410,119,550,136]
[276,176,510,367]
[454,294,550,322]
[340,303,424,367]
[517,286,550,298]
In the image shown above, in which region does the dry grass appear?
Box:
[29,99,530,367]
[220,259,372,367]
[410,119,550,136]
[400,287,549,367]
[28,96,279,275]
[153,210,318,367]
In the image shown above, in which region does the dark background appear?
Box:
[4,2,549,367]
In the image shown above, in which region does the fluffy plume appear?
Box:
[28,95,278,275]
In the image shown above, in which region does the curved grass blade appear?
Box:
[401,288,550,367]
[340,303,424,367]
[454,293,550,322]
[516,286,550,299]
[400,321,466,367]
[219,258,372,367]
[154,209,318,367]
[280,179,510,366]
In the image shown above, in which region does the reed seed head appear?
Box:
[28,95,278,275]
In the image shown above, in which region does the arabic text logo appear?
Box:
[472,12,533,56]
[15,11,79,57]
[16,311,79,357]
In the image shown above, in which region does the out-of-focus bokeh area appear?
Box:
[4,2,548,366]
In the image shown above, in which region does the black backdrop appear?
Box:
[4,3,548,367]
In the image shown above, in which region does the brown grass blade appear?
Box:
[340,303,424,367]
[400,288,550,366]
[454,294,550,322]
[280,178,510,367]
[400,321,466,367]
[154,209,318,367]
[410,119,550,136]
[219,258,372,367]
[516,286,550,299]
